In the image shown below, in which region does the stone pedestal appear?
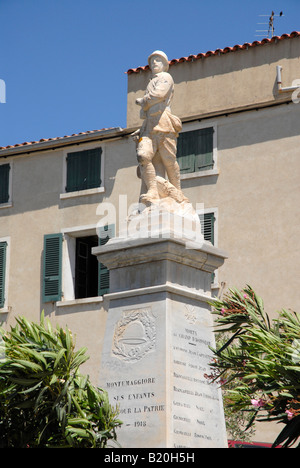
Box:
[93,232,228,448]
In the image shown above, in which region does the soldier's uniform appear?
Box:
[136,51,182,202]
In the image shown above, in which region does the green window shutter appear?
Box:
[98,224,115,296]
[201,212,215,245]
[195,127,214,172]
[176,132,195,174]
[86,148,102,189]
[199,212,216,283]
[66,151,81,192]
[0,164,10,204]
[177,128,214,174]
[43,234,62,302]
[66,148,102,192]
[0,242,7,308]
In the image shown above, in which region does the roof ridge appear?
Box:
[126,31,300,74]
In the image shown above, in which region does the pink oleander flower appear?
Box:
[285,409,294,420]
[243,294,248,299]
[251,398,265,408]
[221,308,226,316]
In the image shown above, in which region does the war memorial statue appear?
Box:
[94,51,228,448]
[132,50,188,208]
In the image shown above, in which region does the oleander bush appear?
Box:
[208,285,300,448]
[0,313,121,447]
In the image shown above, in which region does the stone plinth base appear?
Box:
[93,234,228,448]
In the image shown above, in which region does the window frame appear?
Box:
[57,223,114,307]
[177,121,218,180]
[60,144,105,200]
[0,161,13,209]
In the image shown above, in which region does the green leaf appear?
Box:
[279,392,294,398]
[18,345,48,368]
[66,427,91,438]
[19,381,42,394]
[34,386,49,410]
[68,417,90,427]
[11,359,43,373]
[54,348,67,369]
[71,348,89,370]
[42,350,59,361]
[49,374,59,385]
[8,376,41,386]
[272,415,300,448]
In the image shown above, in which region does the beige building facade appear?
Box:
[0,31,299,445]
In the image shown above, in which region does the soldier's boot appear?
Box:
[166,160,182,191]
[139,163,160,204]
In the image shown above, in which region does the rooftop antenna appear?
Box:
[255,10,283,38]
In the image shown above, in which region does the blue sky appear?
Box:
[0,0,299,147]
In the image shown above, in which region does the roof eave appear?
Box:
[0,127,128,158]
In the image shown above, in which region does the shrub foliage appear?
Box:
[0,314,121,447]
[208,286,300,448]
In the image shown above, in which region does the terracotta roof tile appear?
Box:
[126,31,300,74]
[0,128,121,152]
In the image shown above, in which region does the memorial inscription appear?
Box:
[170,305,225,448]
[102,301,226,447]
[105,373,166,434]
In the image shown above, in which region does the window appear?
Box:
[42,225,114,304]
[75,236,99,299]
[0,163,11,205]
[65,147,102,193]
[177,127,214,174]
[0,241,7,308]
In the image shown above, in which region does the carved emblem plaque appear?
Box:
[112,308,156,363]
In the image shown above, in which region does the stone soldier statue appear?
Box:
[134,51,183,205]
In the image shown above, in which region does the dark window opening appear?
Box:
[75,236,99,299]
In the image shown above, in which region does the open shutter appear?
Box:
[200,213,215,283]
[0,164,10,204]
[66,148,102,192]
[0,242,7,308]
[98,224,115,296]
[176,132,195,174]
[195,127,214,172]
[43,234,62,302]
